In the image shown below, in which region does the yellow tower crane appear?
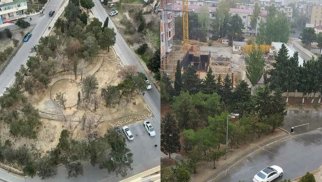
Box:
[182,0,189,45]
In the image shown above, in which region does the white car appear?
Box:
[253,165,283,182]
[145,79,152,90]
[109,10,118,17]
[122,126,134,141]
[143,120,156,136]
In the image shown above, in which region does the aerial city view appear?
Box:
[0,0,160,181]
[1,0,322,181]
[160,0,322,181]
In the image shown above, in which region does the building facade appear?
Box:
[160,0,175,69]
[310,4,322,27]
[0,0,28,25]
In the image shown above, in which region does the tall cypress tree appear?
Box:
[174,60,182,96]
[202,68,217,94]
[182,66,201,94]
[161,113,181,159]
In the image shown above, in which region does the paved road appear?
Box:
[0,0,65,95]
[91,0,161,120]
[213,129,322,182]
[91,1,161,181]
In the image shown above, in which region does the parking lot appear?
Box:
[123,117,160,174]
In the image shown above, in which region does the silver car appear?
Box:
[109,10,118,17]
[122,126,134,141]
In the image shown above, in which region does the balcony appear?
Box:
[0,5,27,16]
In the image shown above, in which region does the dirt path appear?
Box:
[191,129,289,182]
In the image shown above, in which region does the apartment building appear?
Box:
[0,0,28,25]
[160,0,175,68]
[310,4,322,27]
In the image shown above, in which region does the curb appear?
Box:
[206,129,290,182]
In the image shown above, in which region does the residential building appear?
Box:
[160,0,175,70]
[0,0,28,25]
[309,4,322,27]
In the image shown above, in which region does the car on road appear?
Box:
[122,125,134,141]
[49,10,55,17]
[253,165,283,182]
[109,9,118,17]
[145,78,152,90]
[23,32,32,42]
[143,120,156,136]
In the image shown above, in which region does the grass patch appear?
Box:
[146,30,159,49]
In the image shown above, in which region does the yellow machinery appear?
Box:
[182,0,189,45]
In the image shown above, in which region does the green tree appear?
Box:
[102,129,133,177]
[65,1,81,23]
[316,33,322,53]
[79,12,88,25]
[269,44,289,91]
[161,113,181,159]
[66,161,83,178]
[101,86,121,106]
[301,28,316,46]
[147,49,160,79]
[182,66,201,94]
[232,80,252,115]
[82,75,98,100]
[245,46,265,87]
[300,172,316,182]
[202,68,217,94]
[80,0,94,10]
[98,27,116,52]
[227,14,244,45]
[174,60,182,95]
[15,19,30,28]
[82,34,99,60]
[257,10,290,44]
[250,2,260,31]
[173,162,191,182]
[103,17,109,29]
[160,73,175,103]
[221,74,233,107]
[172,92,200,129]
[37,156,57,179]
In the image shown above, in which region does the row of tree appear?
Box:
[161,59,286,179]
[301,27,322,51]
[0,129,133,179]
[269,44,322,98]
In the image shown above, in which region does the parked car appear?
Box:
[49,10,55,17]
[122,126,134,141]
[23,32,32,42]
[253,165,283,182]
[109,10,118,17]
[143,120,156,136]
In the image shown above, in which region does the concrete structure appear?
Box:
[270,42,304,66]
[232,41,246,53]
[160,0,175,69]
[0,0,28,25]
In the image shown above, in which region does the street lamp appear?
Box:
[225,113,239,159]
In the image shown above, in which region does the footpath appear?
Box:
[189,129,290,182]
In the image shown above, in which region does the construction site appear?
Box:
[160,0,247,87]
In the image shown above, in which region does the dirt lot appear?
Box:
[0,49,151,154]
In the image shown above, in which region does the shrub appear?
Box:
[15,19,30,28]
[4,28,12,39]
[136,43,148,55]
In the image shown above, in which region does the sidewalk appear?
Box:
[189,129,289,182]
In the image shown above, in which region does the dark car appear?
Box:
[23,32,32,42]
[49,10,55,17]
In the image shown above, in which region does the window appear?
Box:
[168,31,171,38]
